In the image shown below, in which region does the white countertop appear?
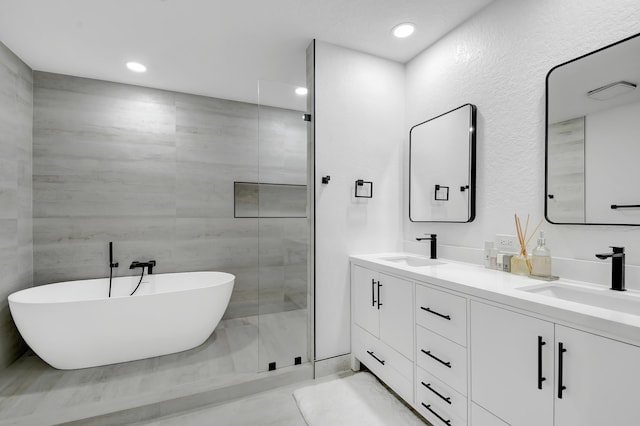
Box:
[350,253,640,346]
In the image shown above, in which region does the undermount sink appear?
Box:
[519,282,640,315]
[380,255,444,267]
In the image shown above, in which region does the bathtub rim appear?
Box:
[8,271,235,305]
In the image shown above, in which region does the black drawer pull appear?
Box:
[421,403,451,425]
[421,306,451,320]
[538,336,546,390]
[558,342,567,399]
[421,349,452,368]
[421,381,451,404]
[366,350,385,365]
[371,279,376,307]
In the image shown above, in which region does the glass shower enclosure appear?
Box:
[232,80,311,372]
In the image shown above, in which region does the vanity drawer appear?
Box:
[416,325,467,396]
[416,284,467,346]
[352,324,414,402]
[416,396,467,426]
[416,366,467,424]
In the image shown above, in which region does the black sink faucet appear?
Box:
[416,234,437,259]
[129,260,156,275]
[595,246,625,291]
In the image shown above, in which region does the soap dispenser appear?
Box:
[531,231,552,277]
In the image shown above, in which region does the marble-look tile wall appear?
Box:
[33,72,306,319]
[0,42,33,369]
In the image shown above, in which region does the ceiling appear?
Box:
[0,0,494,108]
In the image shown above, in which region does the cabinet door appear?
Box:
[378,273,413,360]
[470,301,554,426]
[555,325,640,426]
[471,402,510,426]
[351,265,379,336]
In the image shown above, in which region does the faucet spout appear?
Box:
[595,246,625,291]
[416,234,437,259]
[130,260,157,275]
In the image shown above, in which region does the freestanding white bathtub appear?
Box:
[8,271,234,370]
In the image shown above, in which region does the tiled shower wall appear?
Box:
[33,72,307,318]
[0,42,33,369]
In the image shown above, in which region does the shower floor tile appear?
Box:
[0,309,309,426]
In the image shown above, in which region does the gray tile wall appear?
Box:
[0,41,33,369]
[33,72,306,319]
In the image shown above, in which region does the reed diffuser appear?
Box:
[511,214,543,276]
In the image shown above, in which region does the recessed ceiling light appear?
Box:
[295,87,308,95]
[126,62,147,73]
[392,23,415,38]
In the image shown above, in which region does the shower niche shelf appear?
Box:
[234,182,308,218]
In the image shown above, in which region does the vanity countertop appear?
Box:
[350,253,640,346]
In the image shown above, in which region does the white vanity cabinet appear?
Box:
[414,285,469,426]
[351,255,640,426]
[554,324,640,426]
[470,301,554,426]
[352,265,381,337]
[351,265,413,359]
[471,300,640,426]
[351,265,414,402]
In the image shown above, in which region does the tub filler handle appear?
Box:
[129,260,156,296]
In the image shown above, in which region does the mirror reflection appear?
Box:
[546,33,640,225]
[409,104,476,222]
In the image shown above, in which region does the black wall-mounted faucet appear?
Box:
[595,246,625,291]
[130,260,156,275]
[416,234,437,259]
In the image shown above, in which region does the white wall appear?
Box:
[314,41,404,360]
[405,0,640,286]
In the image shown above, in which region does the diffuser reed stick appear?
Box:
[513,214,543,274]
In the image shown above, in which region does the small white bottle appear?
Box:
[531,231,552,277]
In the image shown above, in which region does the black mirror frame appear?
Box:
[409,103,477,223]
[544,31,640,226]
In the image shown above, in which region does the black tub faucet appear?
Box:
[595,246,625,291]
[416,234,437,259]
[130,260,156,275]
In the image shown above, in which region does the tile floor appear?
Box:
[134,371,429,426]
[0,309,309,425]
[133,378,313,426]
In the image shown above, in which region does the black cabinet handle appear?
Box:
[371,279,376,307]
[377,281,383,309]
[421,403,451,425]
[558,342,567,399]
[421,381,451,404]
[420,306,451,320]
[421,349,452,368]
[538,336,546,390]
[366,350,385,365]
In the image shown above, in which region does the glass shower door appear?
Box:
[257,80,310,371]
